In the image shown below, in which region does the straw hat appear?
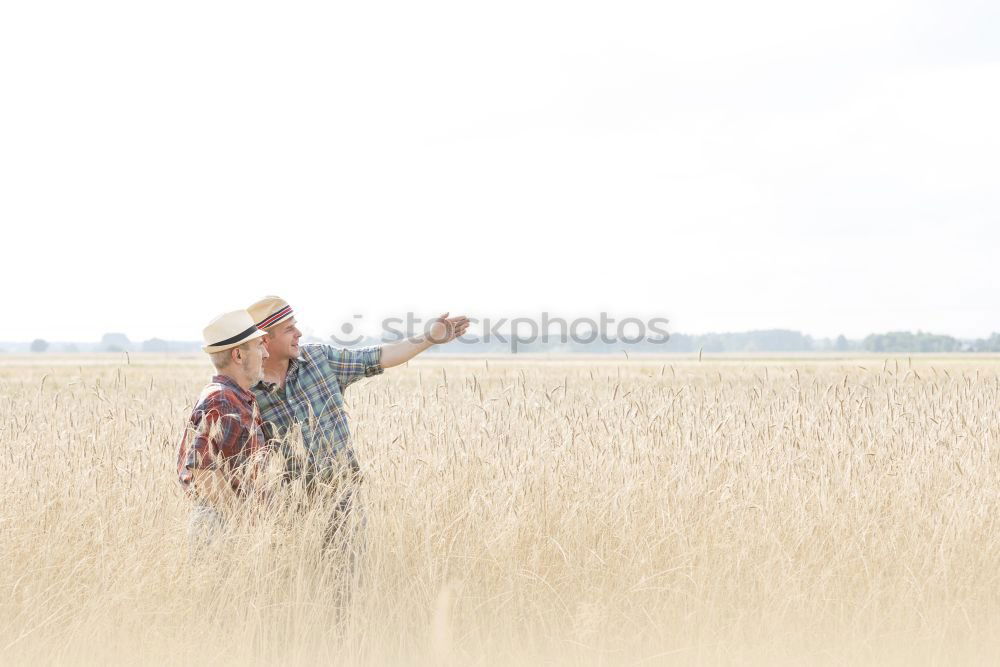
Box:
[202,310,266,354]
[248,296,295,330]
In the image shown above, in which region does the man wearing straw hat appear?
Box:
[176,309,272,545]
[247,296,469,560]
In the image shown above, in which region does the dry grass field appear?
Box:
[2,354,1000,665]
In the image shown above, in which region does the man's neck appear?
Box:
[220,371,251,392]
[262,355,291,387]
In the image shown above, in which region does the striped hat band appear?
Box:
[255,304,293,329]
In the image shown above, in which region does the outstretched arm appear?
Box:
[380,312,470,368]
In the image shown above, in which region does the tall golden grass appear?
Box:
[2,355,1000,665]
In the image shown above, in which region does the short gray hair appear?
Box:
[209,341,250,372]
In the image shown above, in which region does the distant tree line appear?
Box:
[664,329,813,353]
[970,333,1000,352]
[18,334,201,354]
[860,331,962,353]
[665,329,1000,354]
[11,329,1000,355]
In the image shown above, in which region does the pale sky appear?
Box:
[1,0,998,342]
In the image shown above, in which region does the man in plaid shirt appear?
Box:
[177,374,267,496]
[247,297,469,555]
[177,309,271,545]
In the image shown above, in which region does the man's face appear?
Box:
[239,337,269,384]
[264,318,302,361]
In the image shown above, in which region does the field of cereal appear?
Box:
[2,354,1000,665]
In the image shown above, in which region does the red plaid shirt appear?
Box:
[176,374,268,496]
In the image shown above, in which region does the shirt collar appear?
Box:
[253,353,306,393]
[286,351,307,376]
[212,374,254,403]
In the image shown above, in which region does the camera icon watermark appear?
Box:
[331,314,367,347]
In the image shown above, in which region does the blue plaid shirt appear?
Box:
[252,344,383,480]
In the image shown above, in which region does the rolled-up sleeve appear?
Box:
[177,400,242,485]
[178,407,223,486]
[323,344,384,391]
